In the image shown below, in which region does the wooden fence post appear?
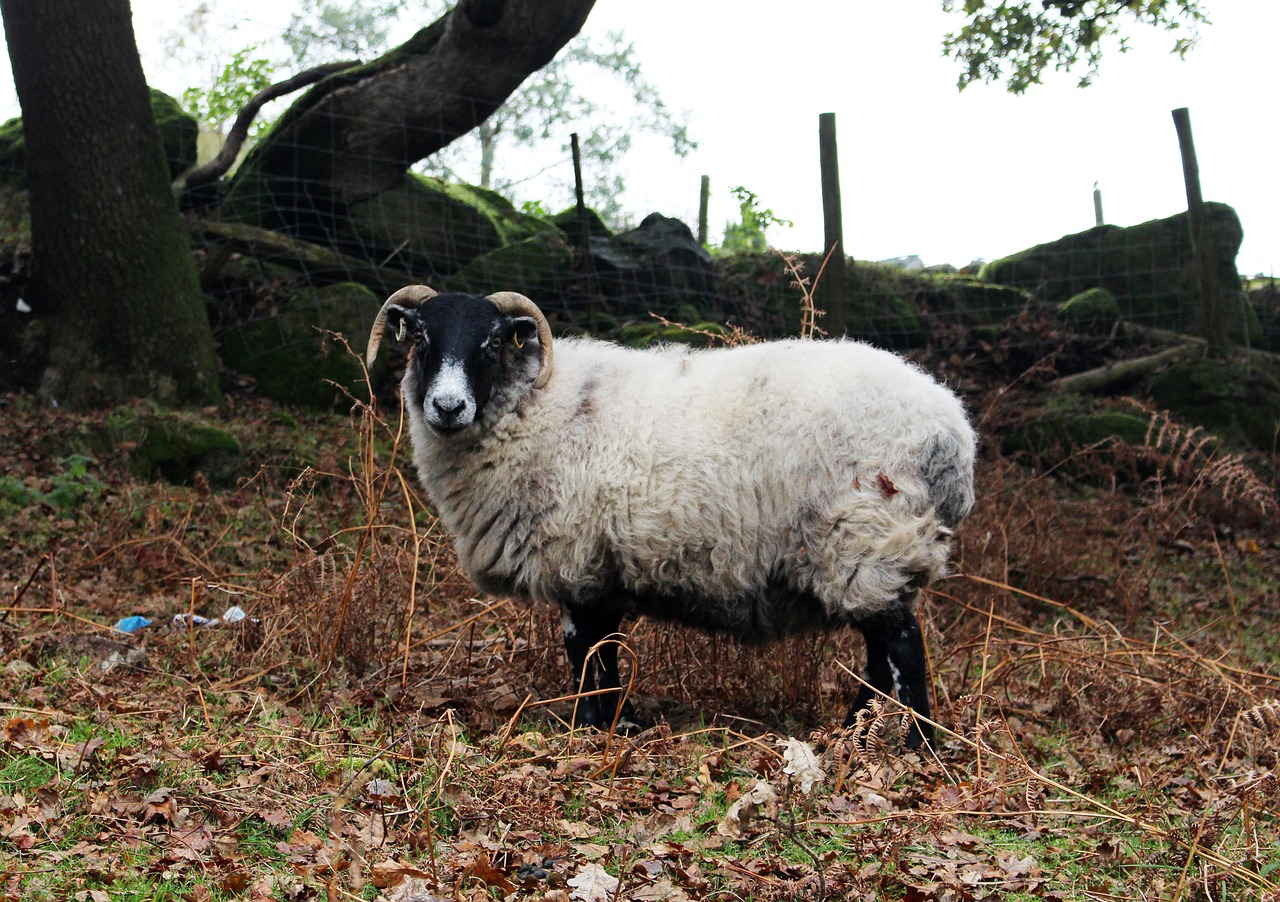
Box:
[570,133,598,332]
[698,175,710,246]
[818,113,848,335]
[1171,107,1228,357]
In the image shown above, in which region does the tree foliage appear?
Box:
[282,0,402,66]
[719,186,793,256]
[942,0,1209,93]
[182,44,276,139]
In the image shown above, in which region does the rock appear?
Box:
[559,212,720,317]
[1058,287,1120,324]
[219,281,382,409]
[0,89,197,190]
[606,213,718,310]
[99,405,242,486]
[443,231,573,296]
[341,174,561,278]
[1150,358,1280,451]
[981,203,1259,343]
[149,88,199,180]
[0,118,25,189]
[1004,408,1153,464]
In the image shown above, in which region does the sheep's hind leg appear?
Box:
[846,603,934,750]
[560,603,644,731]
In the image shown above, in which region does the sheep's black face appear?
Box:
[384,294,541,436]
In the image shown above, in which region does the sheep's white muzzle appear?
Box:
[424,359,476,434]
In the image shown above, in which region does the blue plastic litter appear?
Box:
[114,615,152,634]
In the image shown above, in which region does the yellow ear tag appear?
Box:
[396,320,407,341]
[513,334,524,349]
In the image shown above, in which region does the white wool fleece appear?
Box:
[407,336,976,628]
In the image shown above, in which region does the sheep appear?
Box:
[366,285,976,748]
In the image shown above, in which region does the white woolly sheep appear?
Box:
[366,286,976,748]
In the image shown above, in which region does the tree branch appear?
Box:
[174,59,360,195]
[199,220,417,294]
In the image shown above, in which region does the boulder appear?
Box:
[1058,287,1120,325]
[218,281,382,409]
[1150,358,1280,451]
[341,174,562,278]
[1004,408,1152,463]
[149,89,199,181]
[559,212,721,317]
[981,203,1259,343]
[99,405,242,486]
[443,231,573,296]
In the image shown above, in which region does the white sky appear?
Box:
[2,1,1275,274]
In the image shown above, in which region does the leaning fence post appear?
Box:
[1171,107,1228,357]
[818,113,848,336]
[570,133,598,332]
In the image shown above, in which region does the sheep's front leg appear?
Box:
[846,603,934,750]
[560,603,643,731]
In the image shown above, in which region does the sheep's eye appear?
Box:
[488,334,503,350]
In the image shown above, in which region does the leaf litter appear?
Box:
[1,356,1279,901]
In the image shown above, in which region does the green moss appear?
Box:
[616,319,733,347]
[337,174,567,278]
[1058,287,1120,323]
[0,116,27,189]
[982,203,1260,343]
[218,281,380,409]
[443,231,572,295]
[147,88,198,179]
[1004,408,1151,462]
[551,205,614,246]
[100,406,242,485]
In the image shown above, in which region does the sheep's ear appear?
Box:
[384,305,415,342]
[508,316,540,349]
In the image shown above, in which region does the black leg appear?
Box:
[560,603,642,730]
[845,604,934,750]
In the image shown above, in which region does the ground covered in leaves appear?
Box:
[3,342,1280,901]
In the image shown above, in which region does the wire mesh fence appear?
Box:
[0,75,1272,406]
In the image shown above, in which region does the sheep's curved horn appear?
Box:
[487,291,554,389]
[366,285,438,367]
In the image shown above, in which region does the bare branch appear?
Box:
[174,59,359,195]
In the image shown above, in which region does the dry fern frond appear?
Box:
[1121,398,1275,519]
[779,250,829,340]
[1242,700,1280,733]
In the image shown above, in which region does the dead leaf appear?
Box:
[141,788,177,825]
[260,807,293,830]
[568,863,619,902]
[780,737,824,794]
[381,876,445,902]
[716,780,778,840]
[3,717,51,751]
[463,853,516,894]
[371,858,433,889]
[72,890,111,902]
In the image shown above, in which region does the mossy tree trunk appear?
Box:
[0,0,219,408]
[223,0,596,243]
